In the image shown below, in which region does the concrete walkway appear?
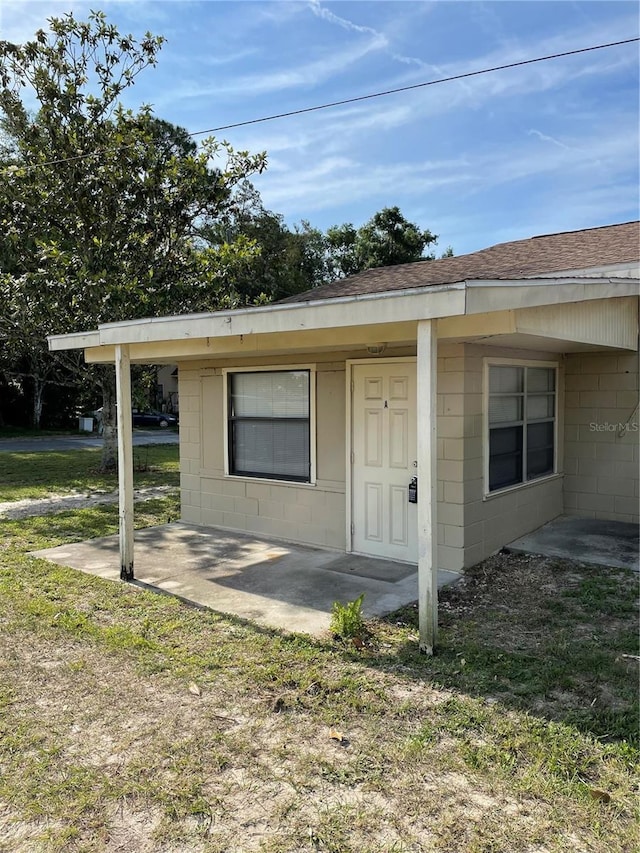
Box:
[32,522,461,636]
[507,515,639,572]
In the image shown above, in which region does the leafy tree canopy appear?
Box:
[0,11,266,462]
[0,13,453,445]
[325,206,440,280]
[205,180,327,303]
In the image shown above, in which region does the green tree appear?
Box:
[0,135,82,429]
[207,181,327,303]
[325,222,360,279]
[325,206,439,280]
[0,12,265,467]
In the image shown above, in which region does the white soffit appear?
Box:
[515,296,638,350]
[438,295,638,350]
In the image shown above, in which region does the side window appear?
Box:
[488,364,556,492]
[227,370,311,482]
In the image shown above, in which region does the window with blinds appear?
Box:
[488,364,556,492]
[228,370,311,482]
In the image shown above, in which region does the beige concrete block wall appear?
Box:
[563,350,639,524]
[461,344,564,568]
[177,340,625,569]
[177,345,460,562]
[436,343,466,571]
[178,358,348,549]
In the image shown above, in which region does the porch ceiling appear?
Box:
[81,321,420,364]
[438,297,638,352]
[439,334,624,353]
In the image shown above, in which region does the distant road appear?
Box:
[0,430,179,453]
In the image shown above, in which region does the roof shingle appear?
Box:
[281,221,640,304]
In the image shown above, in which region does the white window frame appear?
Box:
[483,358,559,497]
[222,364,316,485]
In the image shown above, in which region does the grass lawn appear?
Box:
[0,444,179,501]
[0,461,638,851]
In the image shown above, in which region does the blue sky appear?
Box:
[1,1,638,255]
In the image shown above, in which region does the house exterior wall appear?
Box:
[563,350,639,524]
[176,338,637,572]
[178,357,349,549]
[459,343,565,568]
[435,344,466,571]
[177,345,469,565]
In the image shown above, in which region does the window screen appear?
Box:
[488,365,556,492]
[228,371,310,482]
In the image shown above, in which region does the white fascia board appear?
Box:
[96,284,467,346]
[525,262,640,279]
[46,284,465,351]
[48,330,100,351]
[467,277,639,289]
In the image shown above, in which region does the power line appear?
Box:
[191,37,640,136]
[2,36,638,174]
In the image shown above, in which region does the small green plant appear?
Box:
[330,593,366,640]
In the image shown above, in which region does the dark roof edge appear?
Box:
[529,220,639,241]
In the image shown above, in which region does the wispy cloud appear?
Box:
[308,0,386,41]
[308,0,432,70]
[201,48,261,67]
[254,115,638,223]
[1,0,636,256]
[258,155,473,213]
[527,129,575,151]
[0,0,86,43]
[172,8,638,154]
[478,126,637,190]
[157,33,386,105]
[227,32,636,166]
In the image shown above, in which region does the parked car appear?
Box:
[132,409,178,428]
[92,407,178,430]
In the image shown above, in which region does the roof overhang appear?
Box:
[48,277,640,363]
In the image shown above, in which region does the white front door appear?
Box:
[351,361,418,563]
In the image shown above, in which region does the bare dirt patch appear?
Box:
[0,486,175,520]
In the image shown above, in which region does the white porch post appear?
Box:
[115,344,134,581]
[416,319,438,654]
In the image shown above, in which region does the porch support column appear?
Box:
[115,344,134,581]
[416,319,438,654]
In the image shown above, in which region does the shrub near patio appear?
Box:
[0,458,637,851]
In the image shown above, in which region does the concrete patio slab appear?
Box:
[507,515,639,572]
[32,522,461,636]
